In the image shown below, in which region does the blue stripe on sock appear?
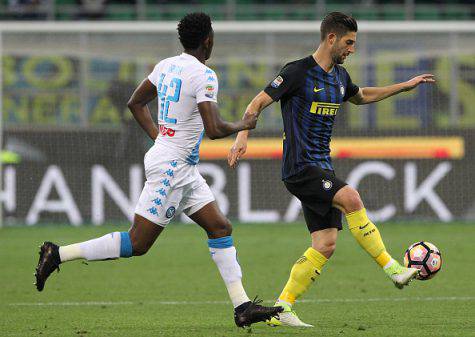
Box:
[208,236,233,249]
[120,232,133,257]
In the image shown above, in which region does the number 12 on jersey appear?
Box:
[157,73,182,124]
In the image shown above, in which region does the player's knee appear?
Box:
[341,188,363,213]
[208,218,232,238]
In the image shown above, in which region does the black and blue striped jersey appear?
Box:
[264,55,359,180]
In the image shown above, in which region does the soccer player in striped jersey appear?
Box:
[228,12,435,327]
[34,12,281,328]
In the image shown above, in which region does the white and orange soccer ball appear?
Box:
[403,241,442,280]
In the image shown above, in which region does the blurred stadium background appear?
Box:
[0,1,473,227]
[1,2,475,337]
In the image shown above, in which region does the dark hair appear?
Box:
[320,12,357,41]
[177,12,212,50]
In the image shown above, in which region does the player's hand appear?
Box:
[242,112,258,130]
[228,134,248,169]
[404,74,436,91]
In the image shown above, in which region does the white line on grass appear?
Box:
[8,296,475,307]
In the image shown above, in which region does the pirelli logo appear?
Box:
[310,101,340,116]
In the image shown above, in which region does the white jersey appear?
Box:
[147,52,218,165]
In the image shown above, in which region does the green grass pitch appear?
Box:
[1,222,474,337]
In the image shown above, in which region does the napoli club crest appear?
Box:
[166,206,176,218]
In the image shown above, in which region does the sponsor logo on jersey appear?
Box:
[166,206,176,218]
[205,69,213,74]
[159,125,176,137]
[271,75,283,88]
[322,179,333,190]
[314,87,324,93]
[207,76,216,82]
[310,101,340,116]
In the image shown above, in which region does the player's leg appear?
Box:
[311,227,338,259]
[35,154,173,292]
[278,221,337,306]
[188,201,282,327]
[188,201,250,308]
[34,214,164,291]
[268,167,347,327]
[183,179,282,327]
[270,207,340,327]
[332,185,418,288]
[60,214,163,260]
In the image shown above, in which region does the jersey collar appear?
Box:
[311,55,336,76]
[181,52,199,62]
[316,62,336,77]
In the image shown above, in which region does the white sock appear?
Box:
[59,232,132,262]
[208,237,250,308]
[226,281,249,308]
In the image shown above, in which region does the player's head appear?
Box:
[177,12,214,60]
[320,12,357,64]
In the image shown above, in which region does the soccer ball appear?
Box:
[403,241,442,280]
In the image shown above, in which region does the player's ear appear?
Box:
[202,36,210,52]
[203,34,214,59]
[327,33,337,45]
[204,30,213,48]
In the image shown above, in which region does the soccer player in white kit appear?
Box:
[34,12,282,328]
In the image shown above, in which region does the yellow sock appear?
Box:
[345,208,392,268]
[278,247,327,305]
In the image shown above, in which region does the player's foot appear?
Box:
[385,262,419,289]
[267,302,313,327]
[234,297,283,328]
[35,242,61,292]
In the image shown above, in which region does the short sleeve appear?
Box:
[194,68,219,104]
[342,69,359,101]
[147,63,161,87]
[264,63,301,102]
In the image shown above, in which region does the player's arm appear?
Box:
[127,78,159,141]
[194,69,256,140]
[198,101,257,140]
[349,74,435,105]
[228,63,300,168]
[227,91,274,168]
